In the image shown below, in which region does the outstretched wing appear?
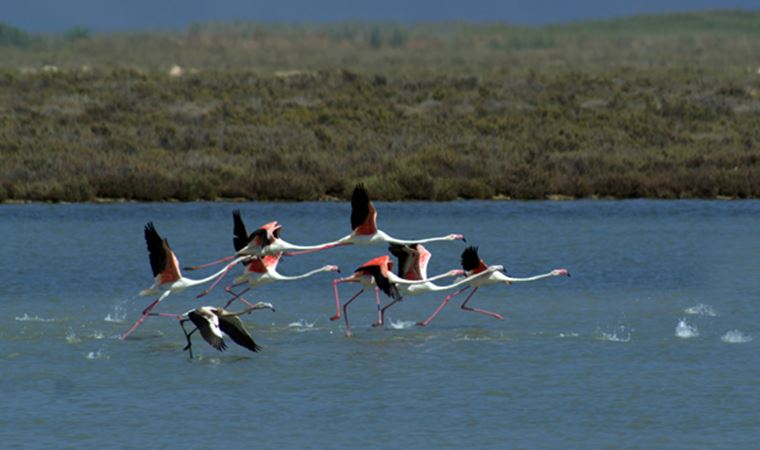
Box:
[217,314,261,352]
[461,246,488,274]
[144,222,180,281]
[188,308,226,352]
[350,184,377,234]
[232,210,249,252]
[389,244,419,280]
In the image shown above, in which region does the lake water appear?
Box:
[1,200,758,448]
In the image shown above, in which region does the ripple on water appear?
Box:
[721,330,753,344]
[84,349,109,360]
[65,328,81,344]
[287,319,318,332]
[684,304,717,317]
[675,319,699,339]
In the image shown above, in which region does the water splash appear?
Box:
[104,304,127,323]
[15,313,57,322]
[721,330,753,344]
[675,319,699,338]
[388,319,415,330]
[65,328,81,344]
[595,326,631,343]
[287,319,318,332]
[89,330,105,340]
[684,304,717,317]
[84,349,109,360]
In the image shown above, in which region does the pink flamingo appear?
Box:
[194,210,341,298]
[185,209,342,279]
[120,223,245,340]
[374,243,497,326]
[417,246,570,327]
[331,254,465,336]
[223,252,340,309]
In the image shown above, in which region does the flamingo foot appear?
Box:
[330,314,340,321]
[371,321,383,328]
[416,321,427,327]
[345,330,353,337]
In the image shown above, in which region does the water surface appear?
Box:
[1,201,758,448]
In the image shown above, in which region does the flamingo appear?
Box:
[195,210,341,300]
[373,243,497,326]
[190,210,342,297]
[223,252,340,309]
[286,184,465,256]
[119,222,245,340]
[185,209,342,275]
[417,246,570,327]
[179,302,275,358]
[330,254,465,336]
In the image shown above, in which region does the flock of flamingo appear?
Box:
[119,185,570,357]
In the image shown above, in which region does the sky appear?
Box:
[3,0,760,33]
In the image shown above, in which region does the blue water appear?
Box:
[1,200,758,448]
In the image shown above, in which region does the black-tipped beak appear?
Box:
[567,272,571,277]
[462,236,467,243]
[270,307,276,313]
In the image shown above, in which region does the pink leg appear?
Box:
[183,254,235,271]
[374,298,401,327]
[196,260,242,298]
[460,288,505,320]
[330,279,345,321]
[342,289,364,337]
[223,284,254,309]
[120,298,161,340]
[417,287,470,327]
[374,287,382,326]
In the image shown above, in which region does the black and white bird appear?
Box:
[179,302,275,358]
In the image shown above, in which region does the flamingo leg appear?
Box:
[196,259,244,298]
[374,298,401,327]
[374,287,382,326]
[183,254,236,271]
[460,288,505,320]
[330,279,346,321]
[179,319,197,359]
[223,284,254,309]
[342,289,365,337]
[417,287,470,327]
[120,290,171,340]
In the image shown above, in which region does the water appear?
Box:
[1,200,759,448]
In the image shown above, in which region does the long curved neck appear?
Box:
[269,266,334,281]
[379,230,454,245]
[184,257,246,287]
[503,271,559,283]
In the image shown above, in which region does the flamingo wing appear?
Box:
[188,308,227,351]
[389,244,421,280]
[357,257,401,301]
[232,210,250,252]
[350,184,377,234]
[216,313,261,352]
[144,222,181,282]
[461,246,488,274]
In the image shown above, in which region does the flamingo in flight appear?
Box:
[417,246,570,327]
[178,302,275,359]
[185,210,341,274]
[119,222,245,340]
[223,253,340,309]
[374,243,498,326]
[195,210,341,299]
[286,184,465,256]
[331,254,463,336]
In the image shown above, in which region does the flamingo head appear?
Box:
[325,265,341,273]
[552,268,571,277]
[448,233,466,241]
[250,301,276,312]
